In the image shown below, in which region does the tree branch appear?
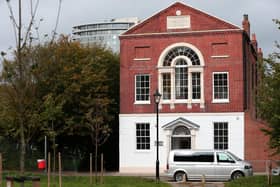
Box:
[21,0,40,50]
[6,1,19,45]
[51,0,62,43]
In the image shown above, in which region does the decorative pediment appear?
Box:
[122,2,240,36]
[162,117,200,130]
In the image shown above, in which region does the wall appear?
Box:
[120,31,245,114]
[119,112,244,173]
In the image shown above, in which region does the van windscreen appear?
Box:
[174,152,214,162]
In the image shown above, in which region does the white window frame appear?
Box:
[162,73,172,101]
[159,63,204,105]
[174,59,189,101]
[212,72,229,103]
[213,122,229,150]
[134,74,150,104]
[191,72,202,100]
[135,123,151,151]
[157,43,205,108]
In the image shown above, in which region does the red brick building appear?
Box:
[119,2,271,173]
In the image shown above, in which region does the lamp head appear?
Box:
[153,89,161,104]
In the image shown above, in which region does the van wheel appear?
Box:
[231,171,244,180]
[174,171,186,182]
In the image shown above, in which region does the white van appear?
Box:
[166,150,253,181]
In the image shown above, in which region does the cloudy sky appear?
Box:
[0,0,279,58]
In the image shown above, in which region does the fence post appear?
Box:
[268,160,272,185]
[32,177,40,187]
[101,153,104,184]
[201,174,205,187]
[59,152,62,187]
[182,173,186,183]
[44,136,47,173]
[90,153,92,185]
[6,177,13,187]
[0,153,2,186]
[48,152,51,187]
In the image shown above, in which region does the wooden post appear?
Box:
[268,160,272,185]
[6,177,13,187]
[0,153,2,186]
[182,173,186,183]
[32,177,40,187]
[58,152,62,187]
[101,153,104,184]
[201,174,205,187]
[90,153,92,185]
[32,181,40,187]
[48,152,51,187]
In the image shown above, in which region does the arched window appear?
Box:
[163,46,200,66]
[158,43,204,108]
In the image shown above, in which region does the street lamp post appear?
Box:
[153,89,161,182]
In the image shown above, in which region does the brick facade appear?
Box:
[121,31,248,113]
[119,2,273,172]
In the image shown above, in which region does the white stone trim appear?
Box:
[119,112,244,117]
[121,29,242,38]
[133,58,151,61]
[157,42,205,109]
[172,2,241,29]
[134,101,151,105]
[212,99,230,104]
[157,42,205,67]
[211,55,230,58]
[167,15,190,29]
[121,2,241,36]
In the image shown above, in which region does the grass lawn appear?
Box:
[1,174,171,187]
[225,175,280,187]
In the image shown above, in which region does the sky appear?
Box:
[0,0,279,59]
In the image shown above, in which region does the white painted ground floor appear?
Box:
[119,112,244,173]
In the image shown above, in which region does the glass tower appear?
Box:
[72,17,139,53]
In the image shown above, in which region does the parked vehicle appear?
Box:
[272,167,280,175]
[165,150,253,181]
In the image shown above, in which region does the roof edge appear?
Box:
[120,28,243,38]
[122,1,241,36]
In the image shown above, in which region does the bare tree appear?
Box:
[83,98,111,184]
[3,0,62,174]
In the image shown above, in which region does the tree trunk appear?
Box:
[19,117,26,175]
[94,130,98,184]
[52,120,56,178]
[18,0,25,175]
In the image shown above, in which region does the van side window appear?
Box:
[174,152,214,162]
[217,152,235,163]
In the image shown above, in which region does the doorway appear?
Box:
[171,126,191,149]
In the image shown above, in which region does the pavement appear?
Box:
[168,181,224,187]
[97,172,225,187]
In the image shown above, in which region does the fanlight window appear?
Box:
[163,46,200,66]
[173,126,190,136]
